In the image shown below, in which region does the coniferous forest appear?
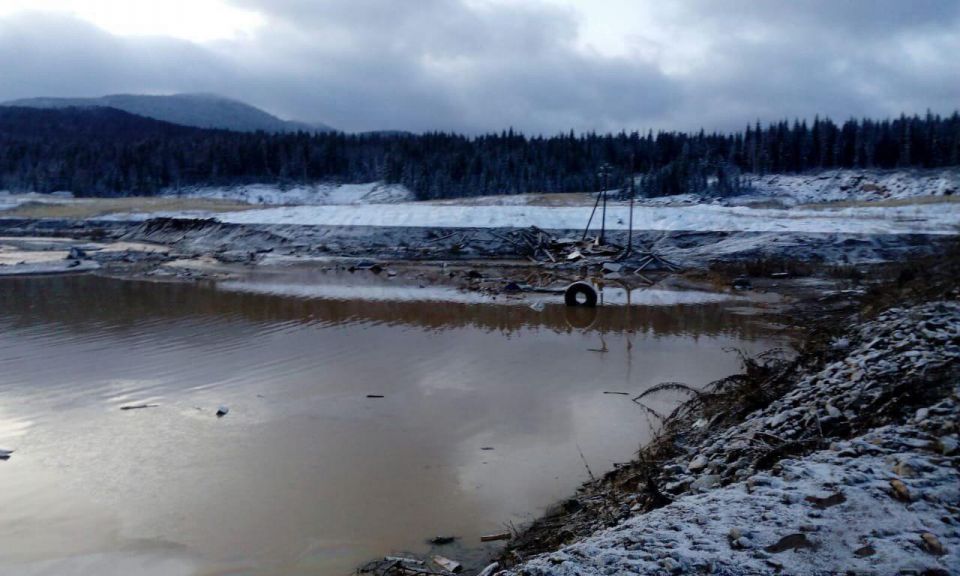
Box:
[1,106,958,200]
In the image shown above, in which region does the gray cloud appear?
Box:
[0,1,956,133]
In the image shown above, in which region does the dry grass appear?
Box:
[427,192,596,207]
[3,197,255,219]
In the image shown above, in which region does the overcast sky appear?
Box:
[0,0,957,134]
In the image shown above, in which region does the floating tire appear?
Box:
[564,282,598,307]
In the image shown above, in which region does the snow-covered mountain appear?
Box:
[1,93,333,134]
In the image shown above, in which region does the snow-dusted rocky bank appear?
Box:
[156,169,959,209]
[743,169,959,206]
[503,301,960,575]
[161,182,413,206]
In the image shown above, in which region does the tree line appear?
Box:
[1,106,957,199]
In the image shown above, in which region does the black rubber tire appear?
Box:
[564,282,598,307]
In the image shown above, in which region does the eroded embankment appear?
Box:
[494,258,960,575]
[0,216,953,273]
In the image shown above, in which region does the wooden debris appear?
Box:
[120,403,159,411]
[480,531,512,542]
[385,557,425,566]
[431,555,462,573]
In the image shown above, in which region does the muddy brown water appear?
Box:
[0,274,790,575]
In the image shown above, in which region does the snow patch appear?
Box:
[206,201,960,235]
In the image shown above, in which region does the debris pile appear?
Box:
[358,555,500,576]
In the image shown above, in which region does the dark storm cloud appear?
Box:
[0,12,232,97]
[655,0,960,129]
[0,1,956,133]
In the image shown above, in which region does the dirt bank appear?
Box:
[0,216,952,280]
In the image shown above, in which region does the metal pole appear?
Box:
[627,177,635,257]
[582,189,603,241]
[599,170,607,245]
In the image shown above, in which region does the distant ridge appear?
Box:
[1,93,333,134]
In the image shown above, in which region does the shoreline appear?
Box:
[493,248,960,576]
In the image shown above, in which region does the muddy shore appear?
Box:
[1,215,952,270]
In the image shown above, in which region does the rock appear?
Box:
[935,435,958,455]
[764,533,815,553]
[768,411,793,427]
[0,449,13,461]
[659,557,682,573]
[830,337,850,350]
[804,492,846,509]
[690,474,721,492]
[890,478,912,501]
[664,478,692,494]
[216,406,229,417]
[728,528,743,541]
[854,544,876,557]
[687,455,709,472]
[68,246,87,260]
[921,532,945,555]
[825,404,842,418]
[893,461,917,478]
[732,276,752,290]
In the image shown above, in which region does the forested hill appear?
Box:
[1,106,958,199]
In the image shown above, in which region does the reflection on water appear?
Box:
[0,275,789,575]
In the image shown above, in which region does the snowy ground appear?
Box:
[194,201,960,235]
[4,170,959,239]
[106,172,960,235]
[504,301,960,576]
[509,411,959,575]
